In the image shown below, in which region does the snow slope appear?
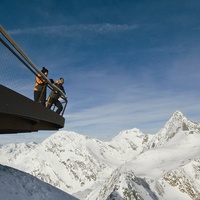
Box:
[0,164,78,200]
[0,110,200,199]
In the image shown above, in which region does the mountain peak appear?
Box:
[161,110,187,134]
[170,110,184,121]
[112,128,143,141]
[146,111,200,149]
[165,110,200,134]
[172,110,184,117]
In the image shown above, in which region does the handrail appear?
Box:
[0,25,67,115]
[0,25,67,101]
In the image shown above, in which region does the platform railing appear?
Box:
[0,25,67,116]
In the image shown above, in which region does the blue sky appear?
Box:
[1,0,200,144]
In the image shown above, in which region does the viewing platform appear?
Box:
[0,25,67,134]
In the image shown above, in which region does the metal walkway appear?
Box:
[0,25,67,133]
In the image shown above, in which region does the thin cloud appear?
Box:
[64,83,200,139]
[8,24,138,36]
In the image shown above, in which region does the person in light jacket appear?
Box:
[34,67,48,106]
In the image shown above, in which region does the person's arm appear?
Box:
[36,75,45,85]
[61,86,66,94]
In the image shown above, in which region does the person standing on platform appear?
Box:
[46,78,66,114]
[34,67,48,106]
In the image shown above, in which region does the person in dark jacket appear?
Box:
[34,67,48,105]
[46,78,66,114]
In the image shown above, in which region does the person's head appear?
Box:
[41,67,48,76]
[59,77,64,84]
[56,78,64,84]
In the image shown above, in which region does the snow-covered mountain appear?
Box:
[0,110,200,199]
